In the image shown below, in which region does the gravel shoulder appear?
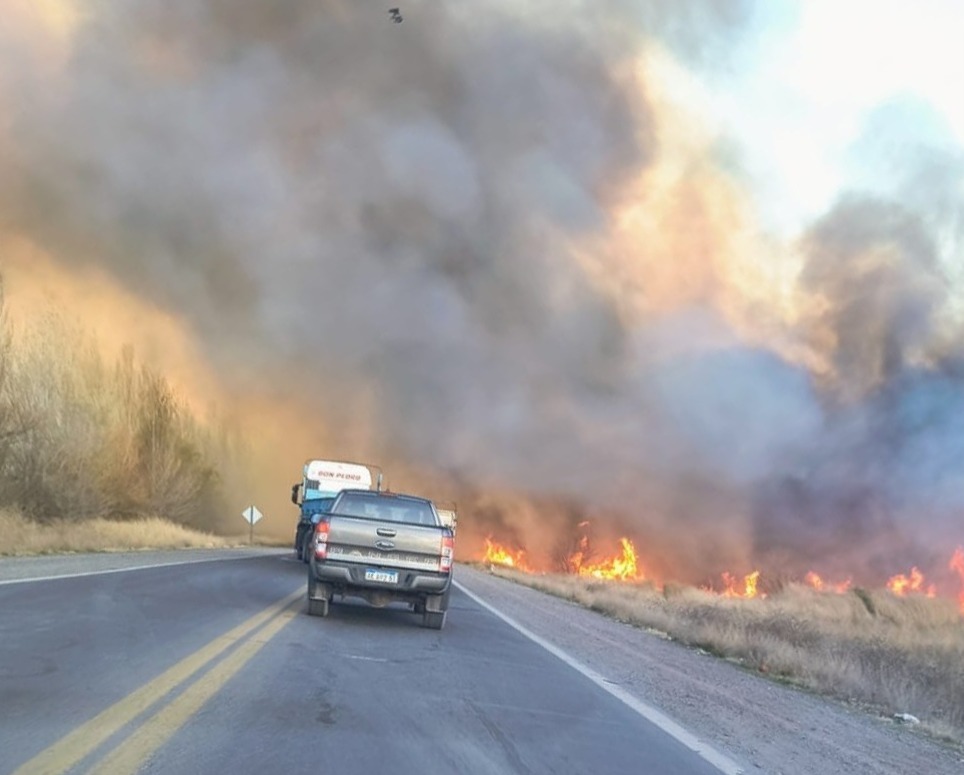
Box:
[456,565,964,775]
[0,547,287,585]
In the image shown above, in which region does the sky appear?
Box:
[707,0,964,233]
[2,0,963,580]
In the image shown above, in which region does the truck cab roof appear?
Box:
[331,489,440,526]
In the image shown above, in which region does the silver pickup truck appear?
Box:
[306,489,454,630]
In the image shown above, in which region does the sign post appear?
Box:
[242,505,263,545]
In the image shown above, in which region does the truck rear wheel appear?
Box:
[306,577,330,617]
[423,610,446,630]
[424,590,449,613]
[307,596,329,617]
[301,533,312,564]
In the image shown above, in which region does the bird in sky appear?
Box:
[389,8,403,23]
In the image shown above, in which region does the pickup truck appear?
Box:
[306,489,454,630]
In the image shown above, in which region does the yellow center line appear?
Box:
[13,587,303,775]
[87,601,301,775]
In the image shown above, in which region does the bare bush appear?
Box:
[0,286,231,528]
[0,282,32,484]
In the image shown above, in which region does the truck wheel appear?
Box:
[307,596,329,617]
[423,610,446,630]
[295,539,303,561]
[424,591,448,613]
[306,577,330,617]
[301,534,312,564]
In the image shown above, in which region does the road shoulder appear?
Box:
[0,547,286,585]
[455,565,964,775]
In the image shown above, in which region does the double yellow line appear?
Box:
[14,588,304,775]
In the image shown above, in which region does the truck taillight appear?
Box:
[440,533,454,574]
[314,519,330,560]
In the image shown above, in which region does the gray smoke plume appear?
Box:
[0,1,742,464]
[2,1,962,582]
[750,98,964,580]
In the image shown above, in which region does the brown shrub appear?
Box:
[0,288,238,528]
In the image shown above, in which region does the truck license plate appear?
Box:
[365,569,398,584]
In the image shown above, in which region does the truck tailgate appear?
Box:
[326,516,444,572]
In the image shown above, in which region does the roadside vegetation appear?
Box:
[0,508,230,554]
[490,567,964,746]
[0,278,246,552]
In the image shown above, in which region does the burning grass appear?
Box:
[489,567,964,744]
[0,508,231,554]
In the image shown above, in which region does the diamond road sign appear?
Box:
[242,506,263,525]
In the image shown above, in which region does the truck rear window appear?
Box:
[332,493,438,526]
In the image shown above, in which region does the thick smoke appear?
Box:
[1,1,962,581]
[753,98,964,579]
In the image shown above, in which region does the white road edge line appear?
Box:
[454,579,744,775]
[0,553,270,586]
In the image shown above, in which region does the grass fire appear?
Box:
[478,528,964,611]
[3,0,964,751]
[477,535,964,743]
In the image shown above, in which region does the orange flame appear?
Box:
[886,567,936,598]
[804,571,852,593]
[950,547,964,614]
[482,538,531,572]
[718,570,763,599]
[478,534,964,611]
[571,537,641,581]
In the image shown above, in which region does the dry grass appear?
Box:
[492,568,964,744]
[0,508,230,555]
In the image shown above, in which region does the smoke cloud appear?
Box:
[1,1,962,582]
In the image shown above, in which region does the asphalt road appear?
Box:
[0,552,737,775]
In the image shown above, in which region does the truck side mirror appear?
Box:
[290,483,301,505]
